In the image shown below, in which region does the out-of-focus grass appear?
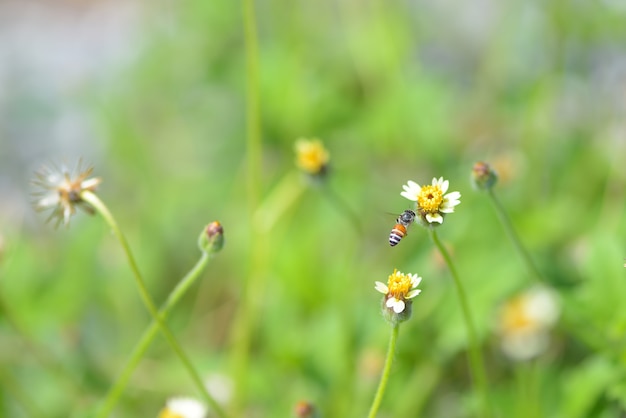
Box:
[2,0,626,417]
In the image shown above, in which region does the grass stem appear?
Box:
[231,1,263,415]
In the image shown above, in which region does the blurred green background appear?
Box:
[1,0,626,417]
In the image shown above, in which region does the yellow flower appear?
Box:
[400,177,461,225]
[31,160,102,227]
[294,138,330,176]
[158,397,207,418]
[375,269,422,314]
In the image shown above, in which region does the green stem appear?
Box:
[367,324,400,418]
[515,360,540,418]
[243,0,262,212]
[80,191,223,417]
[96,251,226,418]
[232,0,263,415]
[429,229,492,418]
[487,189,545,282]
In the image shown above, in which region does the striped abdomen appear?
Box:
[389,224,408,246]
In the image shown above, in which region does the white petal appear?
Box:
[409,274,423,287]
[392,299,406,313]
[165,397,207,418]
[501,331,548,361]
[374,282,389,294]
[81,177,101,189]
[62,206,73,225]
[443,192,461,205]
[445,191,461,201]
[400,191,418,201]
[440,179,449,194]
[525,287,560,327]
[406,289,421,299]
[425,213,444,224]
[406,180,420,190]
[36,193,60,209]
[443,198,461,208]
[401,181,421,201]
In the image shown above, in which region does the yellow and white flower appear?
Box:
[375,269,422,314]
[497,286,560,361]
[158,397,207,418]
[400,177,461,225]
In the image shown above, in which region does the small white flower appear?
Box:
[159,397,207,418]
[400,177,461,225]
[375,269,422,314]
[498,286,560,361]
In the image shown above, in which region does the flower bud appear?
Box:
[198,221,224,254]
[471,161,498,191]
[294,400,319,418]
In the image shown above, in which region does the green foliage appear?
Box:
[3,0,626,416]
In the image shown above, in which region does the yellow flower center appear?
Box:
[387,269,413,299]
[417,185,444,213]
[158,408,184,418]
[501,297,535,333]
[295,139,329,174]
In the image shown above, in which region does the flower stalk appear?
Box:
[471,162,544,283]
[79,191,221,415]
[369,269,421,416]
[429,229,492,418]
[96,249,226,418]
[367,323,400,418]
[486,188,545,282]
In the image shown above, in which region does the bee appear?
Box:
[389,209,416,246]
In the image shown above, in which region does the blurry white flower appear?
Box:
[31,159,101,227]
[498,286,560,361]
[158,397,206,418]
